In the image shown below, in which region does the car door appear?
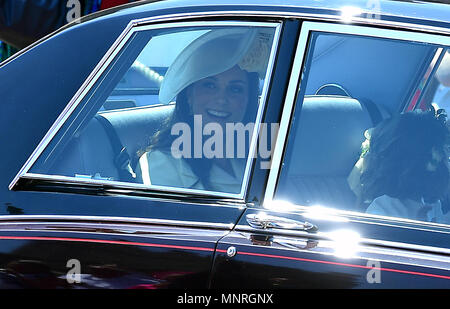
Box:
[0,15,282,288]
[211,21,450,289]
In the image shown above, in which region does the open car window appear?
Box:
[22,21,280,198]
[272,23,450,226]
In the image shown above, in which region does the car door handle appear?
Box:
[246,213,318,232]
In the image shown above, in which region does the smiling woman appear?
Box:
[134,27,274,194]
[189,66,250,126]
[135,65,257,193]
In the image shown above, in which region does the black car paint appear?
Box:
[211,207,450,288]
[0,0,449,288]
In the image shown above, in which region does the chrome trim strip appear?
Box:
[19,172,243,200]
[0,215,235,230]
[307,21,450,44]
[264,21,450,204]
[263,201,450,231]
[9,20,282,201]
[129,10,450,37]
[234,224,450,256]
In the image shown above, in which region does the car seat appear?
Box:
[276,94,377,211]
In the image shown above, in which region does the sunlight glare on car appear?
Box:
[263,200,298,212]
[340,6,363,23]
[302,205,349,223]
[328,229,361,259]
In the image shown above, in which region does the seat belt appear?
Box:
[359,98,383,126]
[94,114,135,182]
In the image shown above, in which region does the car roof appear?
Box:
[9,0,446,67]
[106,0,450,24]
[61,0,450,29]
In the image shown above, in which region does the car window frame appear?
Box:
[9,18,283,201]
[264,21,450,231]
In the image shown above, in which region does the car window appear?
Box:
[26,22,279,197]
[101,30,209,111]
[274,26,450,225]
[428,50,450,112]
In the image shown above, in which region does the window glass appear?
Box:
[102,30,209,111]
[275,31,450,225]
[29,24,278,195]
[427,50,450,112]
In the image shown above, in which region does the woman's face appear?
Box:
[187,65,250,127]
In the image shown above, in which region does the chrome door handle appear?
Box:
[246,213,317,232]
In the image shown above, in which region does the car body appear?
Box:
[0,0,449,289]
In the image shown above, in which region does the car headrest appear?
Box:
[99,104,175,160]
[287,95,373,177]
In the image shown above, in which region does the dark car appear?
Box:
[0,0,449,289]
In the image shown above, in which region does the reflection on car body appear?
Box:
[0,0,450,289]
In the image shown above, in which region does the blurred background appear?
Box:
[0,0,144,62]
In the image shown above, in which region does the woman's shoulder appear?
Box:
[138,149,183,178]
[137,149,200,188]
[366,195,447,223]
[366,195,411,218]
[143,149,177,164]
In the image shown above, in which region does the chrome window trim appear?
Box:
[128,10,450,37]
[264,21,450,222]
[17,172,245,199]
[0,224,231,246]
[0,215,235,231]
[9,19,282,201]
[234,224,450,257]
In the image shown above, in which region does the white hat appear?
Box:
[159,27,272,104]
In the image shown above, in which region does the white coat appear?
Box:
[135,149,246,194]
[366,194,449,223]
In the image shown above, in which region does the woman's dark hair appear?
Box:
[138,70,260,189]
[360,110,450,203]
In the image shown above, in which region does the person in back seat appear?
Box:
[135,28,270,193]
[348,110,450,223]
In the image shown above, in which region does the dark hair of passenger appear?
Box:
[137,71,260,188]
[360,110,450,204]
